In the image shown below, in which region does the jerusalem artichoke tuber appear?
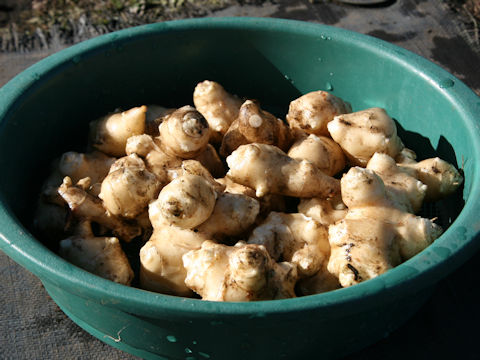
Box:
[193,80,243,143]
[183,240,298,301]
[226,143,340,198]
[220,100,293,157]
[286,90,352,135]
[327,107,404,166]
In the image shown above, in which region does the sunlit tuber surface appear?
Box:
[59,221,134,285]
[328,218,402,287]
[298,195,347,226]
[220,100,293,157]
[327,107,404,166]
[99,154,161,219]
[195,192,260,241]
[288,134,346,176]
[159,106,210,158]
[226,143,340,198]
[365,152,427,213]
[58,176,141,242]
[193,80,243,143]
[175,160,226,194]
[248,212,330,278]
[35,82,464,301]
[90,106,147,157]
[140,224,208,296]
[149,174,217,229]
[328,166,442,287]
[183,241,297,301]
[216,176,286,218]
[396,149,463,201]
[58,151,116,186]
[286,90,352,135]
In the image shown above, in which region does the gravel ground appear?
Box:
[0,0,479,52]
[0,0,265,51]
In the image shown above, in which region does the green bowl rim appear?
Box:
[1,17,479,317]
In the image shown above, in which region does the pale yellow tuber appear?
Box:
[183,240,298,301]
[159,106,210,158]
[298,194,347,226]
[126,134,182,184]
[58,151,116,185]
[328,166,442,287]
[127,134,224,181]
[90,106,147,157]
[328,218,402,287]
[59,221,134,285]
[58,176,141,241]
[149,174,217,229]
[396,148,463,201]
[219,100,293,157]
[99,154,161,219]
[248,212,330,277]
[365,152,427,213]
[286,90,352,135]
[216,176,286,218]
[175,160,226,194]
[195,192,260,240]
[34,150,116,241]
[226,143,340,198]
[288,134,346,176]
[193,80,243,143]
[139,225,208,296]
[327,107,404,166]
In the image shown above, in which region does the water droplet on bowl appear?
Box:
[185,348,193,354]
[325,82,334,91]
[320,35,326,40]
[166,335,177,343]
[439,79,454,89]
[329,72,334,76]
[199,352,211,359]
[327,36,332,40]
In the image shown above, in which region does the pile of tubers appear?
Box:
[35,80,463,301]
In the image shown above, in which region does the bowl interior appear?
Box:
[0,18,479,314]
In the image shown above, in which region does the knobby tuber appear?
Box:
[286,90,352,135]
[288,133,346,176]
[226,143,340,198]
[59,221,134,285]
[193,80,243,143]
[327,107,404,166]
[183,240,297,301]
[220,100,293,157]
[328,166,442,287]
[99,154,161,219]
[90,106,147,157]
[248,212,329,278]
[34,81,463,302]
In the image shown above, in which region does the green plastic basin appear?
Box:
[0,17,479,360]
